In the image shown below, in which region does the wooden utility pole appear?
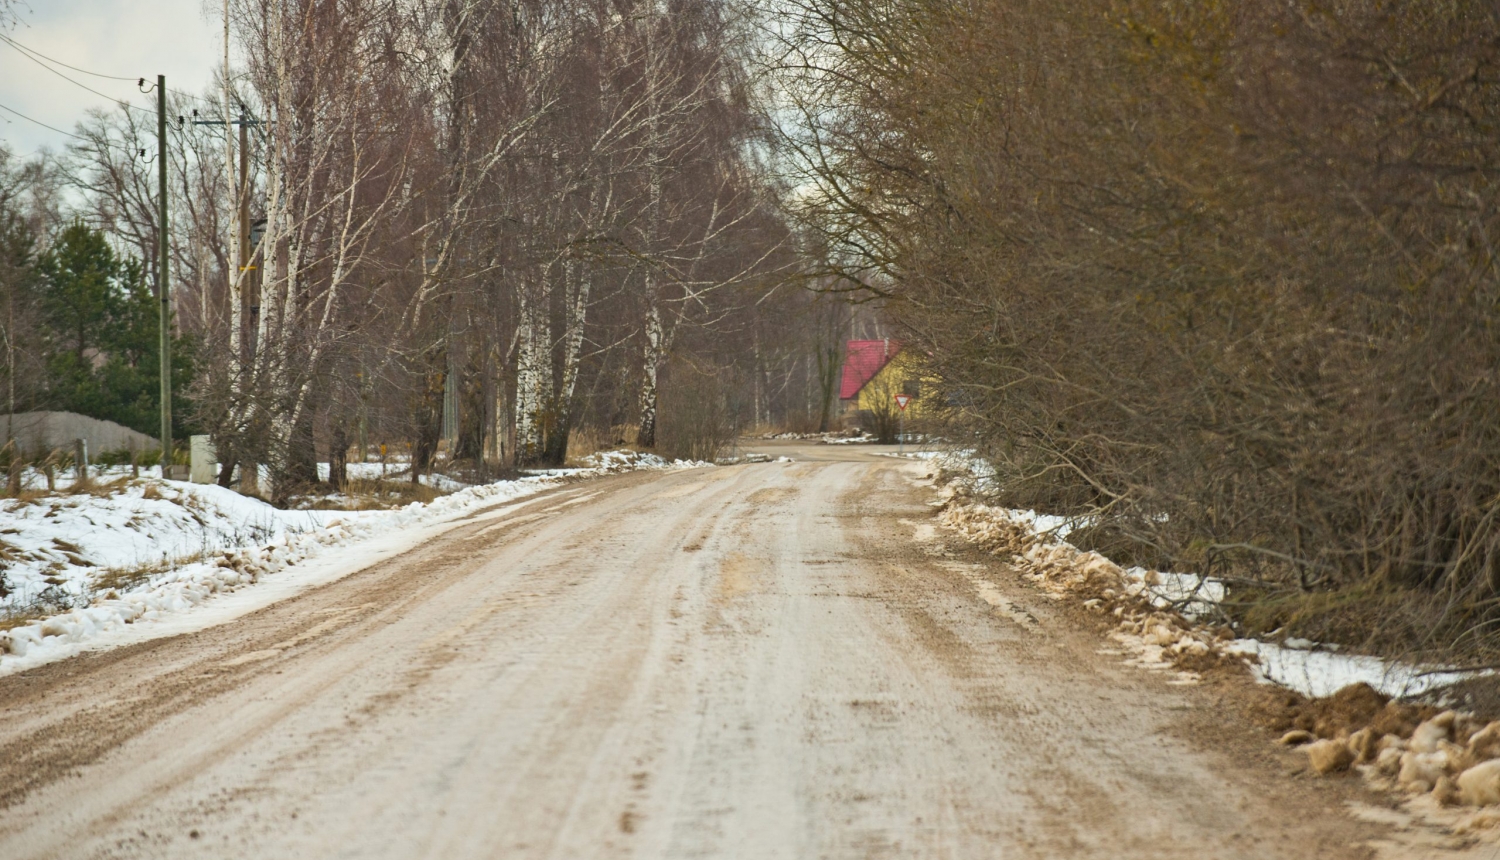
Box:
[238,112,253,365]
[225,0,241,368]
[157,74,173,467]
[7,268,13,449]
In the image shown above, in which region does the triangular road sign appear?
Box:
[894,393,912,411]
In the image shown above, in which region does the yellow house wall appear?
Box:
[851,350,929,417]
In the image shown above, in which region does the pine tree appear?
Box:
[34,223,194,439]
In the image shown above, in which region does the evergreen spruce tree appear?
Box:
[34,223,193,439]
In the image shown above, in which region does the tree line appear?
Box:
[0,0,857,500]
[774,0,1500,655]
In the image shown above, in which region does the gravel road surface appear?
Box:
[0,444,1391,858]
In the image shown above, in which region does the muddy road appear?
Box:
[0,444,1388,858]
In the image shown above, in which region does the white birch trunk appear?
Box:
[638,0,665,448]
[514,279,542,463]
[639,296,662,447]
[558,259,589,411]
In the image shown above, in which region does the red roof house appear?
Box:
[840,339,901,400]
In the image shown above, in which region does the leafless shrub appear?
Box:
[773,0,1500,658]
[658,360,734,462]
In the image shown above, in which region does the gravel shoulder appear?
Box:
[0,445,1409,858]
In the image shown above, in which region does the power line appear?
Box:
[0,32,215,109]
[0,27,234,108]
[0,40,230,155]
[0,99,156,158]
[0,98,90,142]
[169,87,217,106]
[0,36,154,115]
[0,33,137,81]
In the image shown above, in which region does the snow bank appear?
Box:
[578,449,712,472]
[0,451,706,674]
[0,480,331,612]
[1124,567,1224,622]
[821,432,874,445]
[1224,639,1486,700]
[929,455,1486,700]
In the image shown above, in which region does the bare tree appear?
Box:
[771,0,1500,657]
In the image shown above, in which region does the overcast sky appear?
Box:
[0,0,220,157]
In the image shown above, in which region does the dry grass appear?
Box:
[93,551,205,594]
[291,478,446,510]
[565,427,611,462]
[63,477,130,499]
[5,476,134,506]
[6,489,52,507]
[566,425,643,464]
[0,538,24,565]
[0,612,45,633]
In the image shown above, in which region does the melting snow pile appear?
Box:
[930,466,1484,700]
[937,496,1226,686]
[1224,639,1481,700]
[0,451,705,669]
[578,450,711,472]
[820,432,875,445]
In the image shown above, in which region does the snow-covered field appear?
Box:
[0,450,702,675]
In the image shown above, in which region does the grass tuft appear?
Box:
[93,551,206,594]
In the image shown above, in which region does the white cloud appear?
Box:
[0,0,220,156]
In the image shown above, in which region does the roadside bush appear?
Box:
[91,447,151,467]
[858,372,902,444]
[658,361,734,462]
[778,0,1500,657]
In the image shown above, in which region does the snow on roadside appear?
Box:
[926,452,1483,700]
[578,450,714,472]
[758,430,874,443]
[821,432,875,445]
[1124,567,1224,622]
[0,451,704,674]
[936,495,1221,686]
[0,480,325,613]
[1223,639,1489,700]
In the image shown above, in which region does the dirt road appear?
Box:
[0,444,1386,858]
